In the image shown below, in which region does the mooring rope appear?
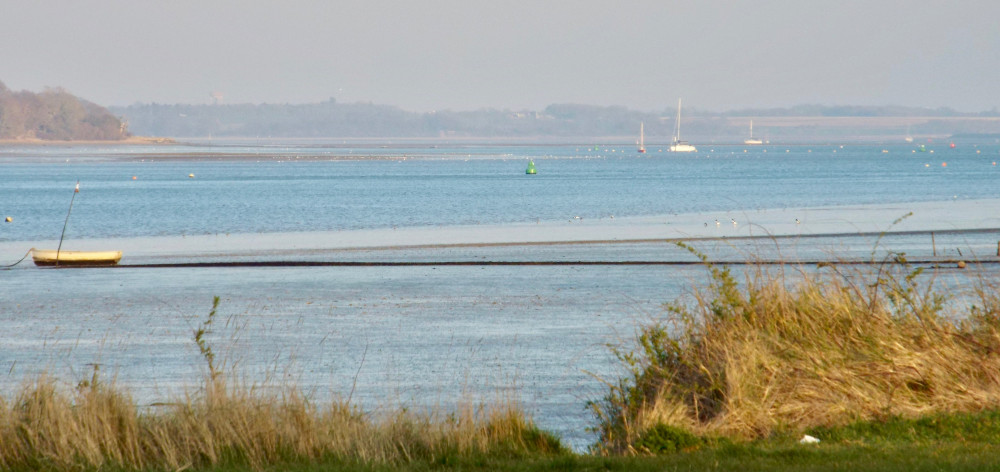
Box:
[108,257,996,268]
[0,248,33,269]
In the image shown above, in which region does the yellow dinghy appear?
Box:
[31,249,122,267]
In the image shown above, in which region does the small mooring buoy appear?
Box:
[132,176,137,180]
[188,173,195,178]
[525,160,537,175]
[958,261,967,269]
[4,216,11,223]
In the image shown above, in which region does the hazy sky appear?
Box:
[2,1,999,112]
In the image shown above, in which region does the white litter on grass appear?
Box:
[799,434,821,444]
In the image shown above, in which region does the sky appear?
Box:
[2,0,999,113]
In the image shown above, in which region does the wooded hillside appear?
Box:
[113,99,1000,141]
[0,81,126,140]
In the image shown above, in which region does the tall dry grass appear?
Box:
[0,298,561,471]
[591,243,1000,454]
[0,376,555,471]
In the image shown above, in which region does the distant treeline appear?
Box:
[112,101,667,138]
[4,78,995,142]
[113,99,1000,140]
[0,81,126,141]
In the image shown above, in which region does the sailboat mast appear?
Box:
[675,99,683,142]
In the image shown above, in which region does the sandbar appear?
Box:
[3,199,1000,264]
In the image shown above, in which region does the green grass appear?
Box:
[809,408,1000,445]
[178,409,1000,471]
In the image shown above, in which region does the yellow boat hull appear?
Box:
[31,249,122,267]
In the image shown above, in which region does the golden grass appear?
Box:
[0,298,561,471]
[0,371,559,471]
[591,244,1000,454]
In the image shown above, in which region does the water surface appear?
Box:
[2,140,999,450]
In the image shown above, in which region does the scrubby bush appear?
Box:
[592,242,1000,454]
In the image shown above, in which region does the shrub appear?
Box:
[635,423,702,454]
[591,242,1000,454]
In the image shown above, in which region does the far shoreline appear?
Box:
[0,136,176,146]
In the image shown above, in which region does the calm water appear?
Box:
[2,140,999,450]
[2,141,999,241]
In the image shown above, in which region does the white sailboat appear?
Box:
[637,121,646,153]
[669,99,697,152]
[744,119,762,145]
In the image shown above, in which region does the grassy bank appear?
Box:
[590,243,1000,455]
[5,246,1000,470]
[199,408,1000,471]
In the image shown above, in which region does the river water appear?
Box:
[2,139,999,449]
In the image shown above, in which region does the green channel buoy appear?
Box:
[525,160,537,175]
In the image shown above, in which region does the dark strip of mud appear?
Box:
[35,257,997,269]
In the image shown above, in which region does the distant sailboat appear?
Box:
[668,99,697,152]
[637,121,646,153]
[744,119,762,145]
[905,124,914,143]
